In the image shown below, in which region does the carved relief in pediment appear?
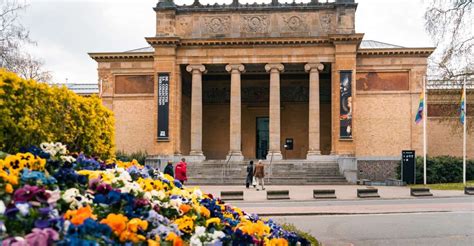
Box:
[241,15,270,33]
[282,15,308,32]
[320,13,332,33]
[203,16,231,34]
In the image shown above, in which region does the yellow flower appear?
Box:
[5,183,13,193]
[266,238,289,246]
[165,232,183,246]
[173,215,195,234]
[128,218,148,232]
[205,217,220,227]
[198,206,210,218]
[147,238,161,246]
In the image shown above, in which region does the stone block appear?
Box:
[267,190,290,200]
[410,187,433,197]
[357,188,380,198]
[220,191,244,201]
[313,189,337,199]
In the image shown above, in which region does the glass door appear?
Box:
[256,117,269,159]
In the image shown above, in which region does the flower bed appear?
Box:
[0,143,310,245]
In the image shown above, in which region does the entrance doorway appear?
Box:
[256,117,269,159]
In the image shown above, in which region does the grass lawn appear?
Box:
[410,180,474,190]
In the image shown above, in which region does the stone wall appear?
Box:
[156,1,357,39]
[357,159,400,181]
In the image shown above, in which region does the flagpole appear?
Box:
[463,77,467,185]
[423,76,427,185]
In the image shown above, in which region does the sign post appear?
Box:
[157,73,169,140]
[402,150,416,184]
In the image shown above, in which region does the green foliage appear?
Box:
[398,156,474,184]
[115,150,148,165]
[0,69,115,159]
[280,223,319,246]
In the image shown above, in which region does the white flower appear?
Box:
[212,231,225,240]
[61,188,93,209]
[0,201,5,215]
[16,203,30,216]
[60,156,76,163]
[194,226,206,236]
[190,236,203,246]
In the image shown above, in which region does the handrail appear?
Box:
[222,152,233,184]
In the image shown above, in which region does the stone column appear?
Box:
[186,64,207,161]
[305,63,324,159]
[226,64,245,161]
[265,63,284,161]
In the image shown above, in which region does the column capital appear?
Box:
[305,63,324,73]
[186,64,207,74]
[265,63,284,73]
[225,64,245,73]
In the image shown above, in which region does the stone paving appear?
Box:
[195,185,465,201]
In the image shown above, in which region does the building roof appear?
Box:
[124,40,406,53]
[359,40,404,49]
[51,83,99,95]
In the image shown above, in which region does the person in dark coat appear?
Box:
[246,161,255,188]
[164,161,174,177]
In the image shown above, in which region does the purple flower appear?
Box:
[24,228,59,246]
[13,185,44,203]
[1,237,28,246]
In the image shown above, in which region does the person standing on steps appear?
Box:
[175,158,188,185]
[253,160,265,191]
[246,160,255,188]
[164,161,174,178]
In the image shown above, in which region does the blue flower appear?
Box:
[21,169,57,185]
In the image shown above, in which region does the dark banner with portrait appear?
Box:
[157,73,169,140]
[340,71,352,139]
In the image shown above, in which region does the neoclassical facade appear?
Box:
[90,0,466,175]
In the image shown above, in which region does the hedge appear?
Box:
[0,69,115,159]
[398,156,474,183]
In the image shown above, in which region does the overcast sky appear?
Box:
[21,0,433,84]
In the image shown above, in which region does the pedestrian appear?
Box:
[253,160,265,191]
[246,160,255,188]
[164,161,174,178]
[175,158,188,185]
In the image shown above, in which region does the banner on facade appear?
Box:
[157,73,169,140]
[340,71,353,139]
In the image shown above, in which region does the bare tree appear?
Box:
[0,0,51,81]
[425,0,473,80]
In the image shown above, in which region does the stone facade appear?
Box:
[88,0,474,173]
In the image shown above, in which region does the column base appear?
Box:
[226,151,244,162]
[188,151,206,162]
[266,151,283,161]
[306,150,322,160]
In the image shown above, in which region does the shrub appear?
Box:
[116,150,148,165]
[398,156,474,184]
[0,69,115,159]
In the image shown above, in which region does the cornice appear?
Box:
[154,0,357,13]
[357,47,435,57]
[145,36,181,46]
[88,52,154,62]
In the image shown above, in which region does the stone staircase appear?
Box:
[185,160,348,185]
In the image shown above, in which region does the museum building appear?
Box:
[89,0,472,183]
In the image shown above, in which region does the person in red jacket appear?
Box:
[174,158,188,184]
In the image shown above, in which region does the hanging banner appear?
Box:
[157,73,169,140]
[340,71,353,139]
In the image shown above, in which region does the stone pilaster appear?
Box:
[186,64,207,161]
[265,63,284,161]
[306,63,324,159]
[226,64,245,161]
